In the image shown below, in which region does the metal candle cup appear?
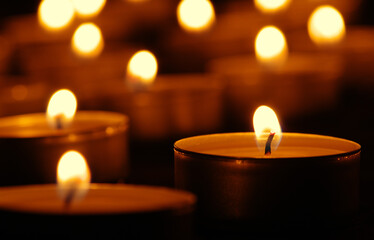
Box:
[174,132,360,228]
[0,111,129,185]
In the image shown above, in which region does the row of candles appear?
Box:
[0,0,369,237]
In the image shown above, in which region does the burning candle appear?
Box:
[254,0,291,14]
[174,106,360,232]
[71,22,104,58]
[108,50,224,141]
[0,150,196,238]
[38,0,75,31]
[0,89,129,185]
[71,0,106,18]
[177,0,216,33]
[254,25,288,68]
[308,5,345,46]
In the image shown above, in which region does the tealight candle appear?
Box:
[106,50,224,141]
[0,89,129,186]
[0,150,195,239]
[174,106,360,232]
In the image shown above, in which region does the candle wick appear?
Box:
[64,188,76,209]
[265,131,275,156]
[55,115,63,130]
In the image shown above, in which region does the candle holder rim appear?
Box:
[0,183,196,215]
[174,132,361,162]
[0,111,129,139]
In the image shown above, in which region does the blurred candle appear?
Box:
[177,0,215,33]
[0,89,129,185]
[255,25,288,68]
[308,5,345,46]
[38,0,75,31]
[254,0,291,14]
[126,50,158,90]
[71,23,104,58]
[71,0,106,18]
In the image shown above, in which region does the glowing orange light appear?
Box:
[46,89,77,129]
[177,0,215,33]
[126,50,158,89]
[254,0,291,14]
[71,23,104,58]
[57,150,91,204]
[253,105,282,151]
[38,0,75,31]
[255,26,288,68]
[71,0,106,17]
[308,5,345,46]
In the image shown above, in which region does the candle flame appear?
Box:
[308,5,345,46]
[57,150,91,204]
[255,26,288,68]
[46,89,77,129]
[177,0,215,33]
[254,0,291,14]
[253,105,282,152]
[38,0,75,31]
[72,23,104,58]
[126,50,158,89]
[71,0,106,18]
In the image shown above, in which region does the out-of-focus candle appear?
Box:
[0,89,129,185]
[126,50,158,90]
[255,25,288,68]
[38,0,75,31]
[254,0,291,14]
[177,0,215,33]
[117,50,224,141]
[308,5,345,46]
[175,106,360,232]
[71,23,104,58]
[71,0,106,18]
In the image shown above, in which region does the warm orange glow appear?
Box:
[255,26,288,68]
[71,23,104,58]
[126,50,158,89]
[253,105,282,151]
[71,0,106,17]
[11,85,28,101]
[177,0,215,33]
[308,5,345,46]
[46,89,77,129]
[57,150,91,203]
[38,0,75,31]
[254,0,291,14]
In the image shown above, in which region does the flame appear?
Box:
[57,150,91,203]
[254,0,291,14]
[71,23,104,58]
[126,50,158,89]
[177,0,215,33]
[38,0,75,31]
[46,89,77,129]
[253,105,282,151]
[71,0,106,17]
[308,5,345,46]
[255,26,288,68]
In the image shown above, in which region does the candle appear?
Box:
[107,50,224,141]
[177,0,216,33]
[207,52,343,131]
[0,151,195,238]
[0,89,129,185]
[174,106,360,232]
